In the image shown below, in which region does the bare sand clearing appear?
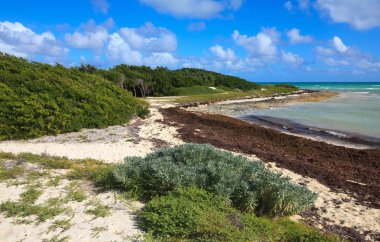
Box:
[0,160,144,242]
[0,103,183,163]
[0,96,379,241]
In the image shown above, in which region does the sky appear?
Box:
[1,0,380,82]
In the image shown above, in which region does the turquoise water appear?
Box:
[248,82,380,139]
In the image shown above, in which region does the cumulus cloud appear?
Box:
[64,20,178,66]
[0,21,68,58]
[118,22,177,53]
[106,33,143,65]
[187,22,207,31]
[287,28,313,44]
[331,36,348,53]
[281,51,304,65]
[316,35,380,71]
[138,0,244,19]
[144,52,179,66]
[65,20,109,50]
[232,28,280,57]
[316,0,380,30]
[210,45,237,61]
[90,0,110,14]
[106,22,178,66]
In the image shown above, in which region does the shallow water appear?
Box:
[243,82,380,139]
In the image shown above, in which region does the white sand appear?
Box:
[266,159,380,240]
[0,99,379,241]
[0,104,183,163]
[0,162,144,242]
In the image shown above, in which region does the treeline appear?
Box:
[77,64,261,97]
[0,53,148,140]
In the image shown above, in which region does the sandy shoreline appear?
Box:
[187,90,380,149]
[1,91,379,241]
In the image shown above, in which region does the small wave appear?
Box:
[309,127,321,132]
[325,130,349,138]
[371,85,380,87]
[365,88,380,90]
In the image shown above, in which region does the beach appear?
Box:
[0,90,379,241]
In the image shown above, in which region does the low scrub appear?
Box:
[114,144,316,216]
[0,53,149,140]
[138,187,338,241]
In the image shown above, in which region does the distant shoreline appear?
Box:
[160,105,380,210]
[182,90,379,147]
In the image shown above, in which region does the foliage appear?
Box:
[85,204,111,217]
[175,85,298,103]
[0,53,149,141]
[79,64,266,97]
[114,144,317,216]
[0,152,119,190]
[0,186,66,223]
[138,187,339,242]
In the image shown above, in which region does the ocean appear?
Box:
[241,82,380,142]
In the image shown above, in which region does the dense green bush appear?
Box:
[138,187,338,241]
[0,53,149,140]
[79,64,265,97]
[114,144,317,216]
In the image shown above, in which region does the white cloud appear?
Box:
[105,22,178,66]
[331,36,348,53]
[119,22,177,53]
[316,36,350,56]
[287,28,313,44]
[282,51,304,65]
[138,0,244,19]
[316,0,380,30]
[316,36,380,72]
[210,45,236,61]
[187,22,207,31]
[232,28,280,57]
[65,26,108,50]
[284,1,293,11]
[106,33,143,65]
[90,0,110,14]
[144,52,178,66]
[316,46,335,56]
[323,57,349,66]
[0,21,68,58]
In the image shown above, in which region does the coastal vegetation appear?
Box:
[0,147,338,241]
[0,53,299,141]
[114,144,317,217]
[0,53,149,141]
[84,64,262,97]
[139,187,338,241]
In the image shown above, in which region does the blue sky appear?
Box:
[1,0,380,82]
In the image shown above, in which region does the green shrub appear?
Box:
[114,144,317,216]
[138,187,338,241]
[0,53,149,140]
